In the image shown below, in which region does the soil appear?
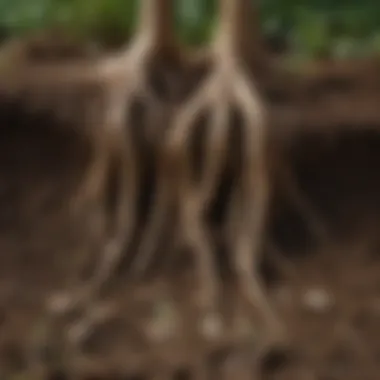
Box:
[1,41,380,379]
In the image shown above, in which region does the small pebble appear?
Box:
[302,288,334,312]
[147,298,178,342]
[46,292,74,315]
[201,312,223,340]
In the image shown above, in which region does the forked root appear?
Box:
[47,0,185,346]
[122,0,190,277]
[46,70,137,323]
[160,0,285,342]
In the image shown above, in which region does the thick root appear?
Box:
[163,60,283,341]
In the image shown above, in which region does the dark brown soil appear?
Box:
[1,48,380,379]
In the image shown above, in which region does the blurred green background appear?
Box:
[0,0,379,60]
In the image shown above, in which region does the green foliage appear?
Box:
[1,0,380,59]
[259,0,380,60]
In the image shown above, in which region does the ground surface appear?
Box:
[1,50,380,379]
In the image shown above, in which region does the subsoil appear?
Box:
[1,39,380,379]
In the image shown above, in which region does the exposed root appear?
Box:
[49,0,187,347]
[159,0,285,343]
[121,0,189,278]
